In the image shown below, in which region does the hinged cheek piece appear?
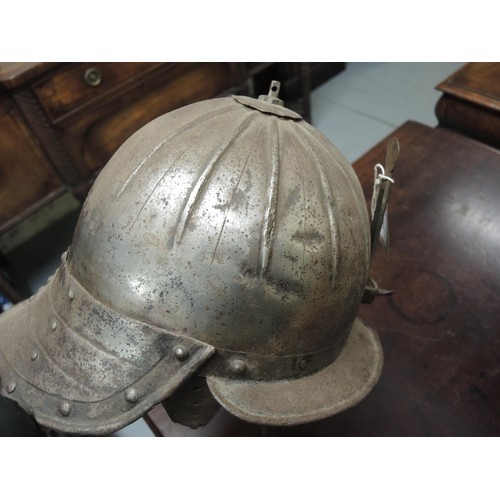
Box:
[0,255,215,435]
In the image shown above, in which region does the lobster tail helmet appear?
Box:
[0,82,383,434]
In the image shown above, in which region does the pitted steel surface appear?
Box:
[0,256,215,435]
[69,96,370,363]
[0,84,384,433]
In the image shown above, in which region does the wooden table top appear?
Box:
[145,121,500,436]
[346,121,500,436]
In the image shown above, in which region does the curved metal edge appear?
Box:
[206,318,383,426]
[0,338,215,436]
[232,95,303,121]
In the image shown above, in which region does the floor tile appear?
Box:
[313,62,465,128]
[311,94,395,162]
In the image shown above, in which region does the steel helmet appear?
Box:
[0,82,383,434]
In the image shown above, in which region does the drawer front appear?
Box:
[56,63,240,175]
[33,62,163,121]
[0,98,62,229]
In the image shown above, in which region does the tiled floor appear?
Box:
[1,62,465,437]
[310,62,464,163]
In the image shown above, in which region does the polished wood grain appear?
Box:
[53,62,242,176]
[436,62,500,109]
[324,121,499,436]
[32,62,165,121]
[436,62,500,148]
[145,121,500,436]
[0,96,62,231]
[0,62,58,90]
[12,88,83,187]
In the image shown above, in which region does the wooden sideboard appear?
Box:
[0,62,246,232]
[0,92,64,232]
[435,62,500,148]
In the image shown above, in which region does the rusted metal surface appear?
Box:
[0,84,384,433]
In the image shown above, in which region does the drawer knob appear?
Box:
[84,67,102,87]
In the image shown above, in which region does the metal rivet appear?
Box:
[68,290,75,300]
[59,402,72,417]
[174,346,189,361]
[230,359,246,375]
[299,359,308,370]
[31,351,39,361]
[51,320,58,331]
[7,382,16,393]
[125,388,139,404]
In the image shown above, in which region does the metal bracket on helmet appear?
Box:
[258,80,285,107]
[364,137,400,305]
[362,277,394,304]
[370,137,400,261]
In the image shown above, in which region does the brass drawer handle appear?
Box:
[83,67,102,87]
